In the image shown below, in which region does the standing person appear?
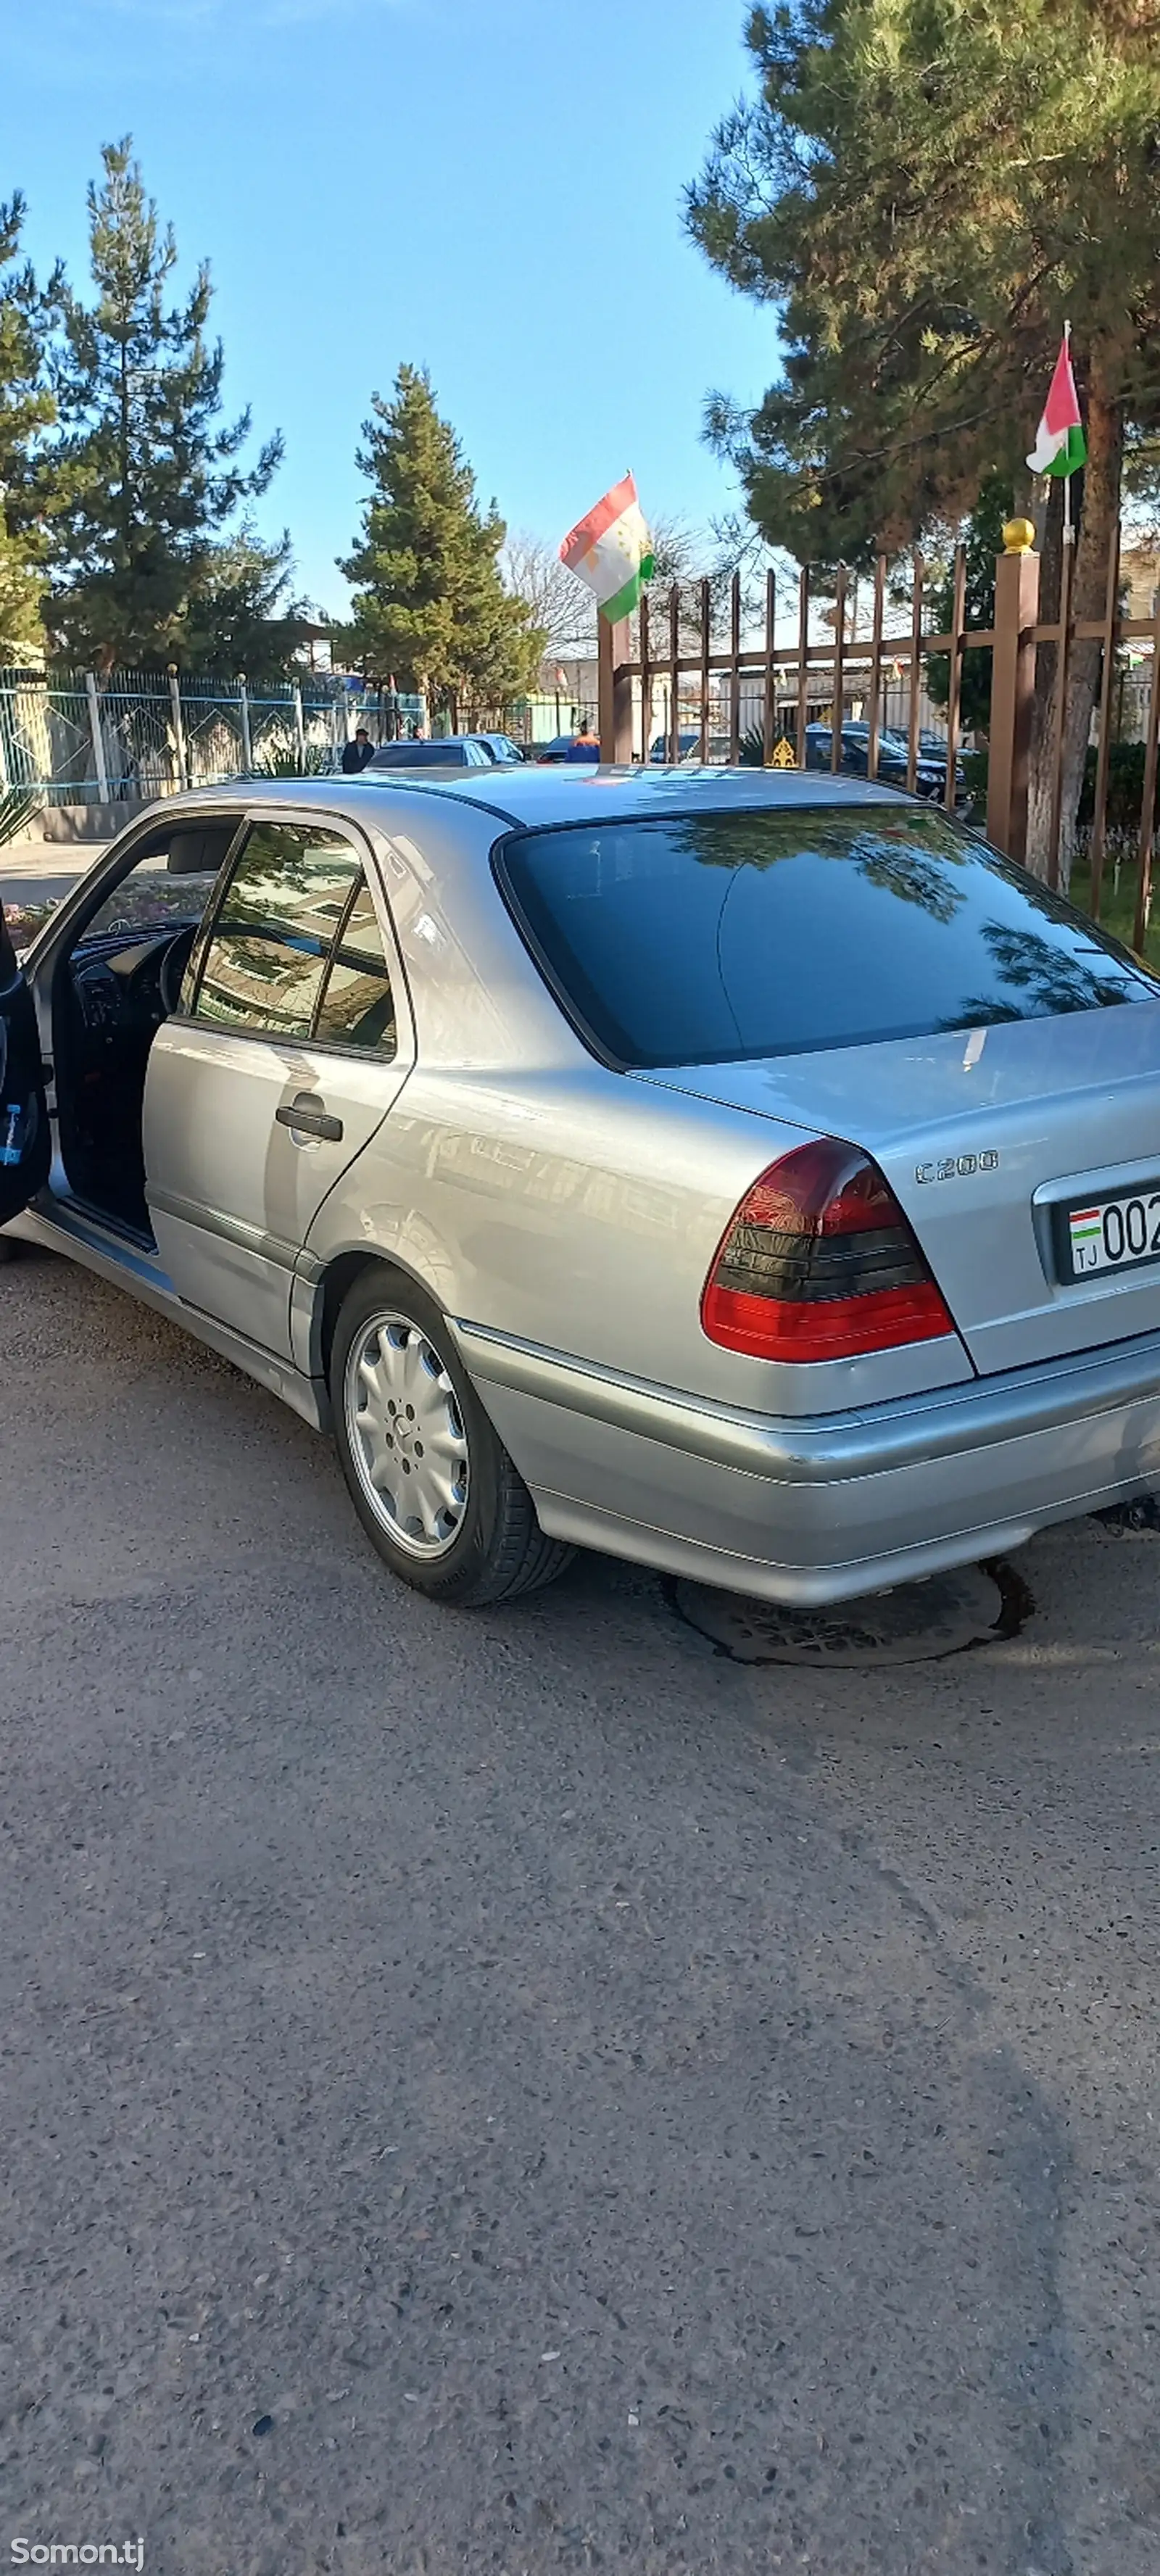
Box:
[340,726,374,774]
[565,720,600,761]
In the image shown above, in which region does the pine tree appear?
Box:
[340,366,542,716]
[0,192,54,660]
[687,1,1160,871]
[39,138,284,669]
[179,528,315,686]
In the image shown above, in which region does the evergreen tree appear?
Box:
[340,366,543,715]
[0,192,54,660]
[687,1,1160,869]
[178,528,315,686]
[39,138,284,669]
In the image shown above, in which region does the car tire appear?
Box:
[330,1267,573,1607]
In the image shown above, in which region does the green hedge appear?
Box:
[957,742,1159,834]
[1077,740,1160,831]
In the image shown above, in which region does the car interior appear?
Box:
[52,821,236,1241]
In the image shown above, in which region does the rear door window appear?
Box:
[496,805,1157,1067]
[191,821,365,1038]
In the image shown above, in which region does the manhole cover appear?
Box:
[671,1559,1027,1667]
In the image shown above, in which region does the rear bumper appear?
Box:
[455,1319,1160,1604]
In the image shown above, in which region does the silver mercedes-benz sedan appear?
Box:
[4,764,1160,1610]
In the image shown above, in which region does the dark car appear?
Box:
[536,732,602,765]
[365,737,496,772]
[804,722,969,808]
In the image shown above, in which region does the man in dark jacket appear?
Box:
[340,726,374,774]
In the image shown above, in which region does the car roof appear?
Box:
[232,764,919,829]
[130,767,928,852]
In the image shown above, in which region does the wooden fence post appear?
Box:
[985,519,1040,864]
[597,616,633,763]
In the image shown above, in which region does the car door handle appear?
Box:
[276,1094,344,1143]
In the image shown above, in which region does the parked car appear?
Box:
[4,769,1160,1614]
[649,730,734,764]
[366,736,494,771]
[804,721,969,808]
[536,733,600,764]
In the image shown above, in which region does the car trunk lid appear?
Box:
[640,1001,1160,1373]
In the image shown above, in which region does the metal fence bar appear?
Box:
[795,568,810,766]
[1132,581,1160,949]
[238,677,253,771]
[699,579,710,761]
[729,571,742,764]
[867,555,885,782]
[1088,529,1122,921]
[763,569,776,766]
[943,544,966,814]
[830,566,848,771]
[639,590,652,766]
[668,586,680,763]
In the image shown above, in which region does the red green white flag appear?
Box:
[1027,334,1088,480]
[560,472,655,623]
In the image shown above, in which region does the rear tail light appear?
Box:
[701,1136,955,1363]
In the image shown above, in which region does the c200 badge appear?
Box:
[914,1151,1000,1183]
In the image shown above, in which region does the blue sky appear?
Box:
[7,0,778,614]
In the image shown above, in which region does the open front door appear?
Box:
[0,906,50,1227]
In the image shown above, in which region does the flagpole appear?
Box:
[1048,316,1076,888]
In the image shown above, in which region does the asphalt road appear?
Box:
[2,1244,1159,2576]
[3,846,104,911]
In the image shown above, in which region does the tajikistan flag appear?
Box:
[560,473,655,623]
[1027,334,1088,479]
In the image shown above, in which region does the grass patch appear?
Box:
[1066,840,1160,974]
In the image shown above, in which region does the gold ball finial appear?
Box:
[1002,517,1037,556]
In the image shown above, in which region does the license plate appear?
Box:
[1061,1186,1160,1278]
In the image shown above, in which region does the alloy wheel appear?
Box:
[344,1312,470,1560]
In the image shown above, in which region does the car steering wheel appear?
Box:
[157,929,194,1019]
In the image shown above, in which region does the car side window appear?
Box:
[312,877,397,1056]
[191,821,365,1038]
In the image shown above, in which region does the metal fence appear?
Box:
[600,539,1160,940]
[0,666,396,805]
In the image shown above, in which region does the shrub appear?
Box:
[0,786,44,850]
[246,742,334,778]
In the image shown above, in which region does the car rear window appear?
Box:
[496,805,1156,1067]
[370,741,469,767]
